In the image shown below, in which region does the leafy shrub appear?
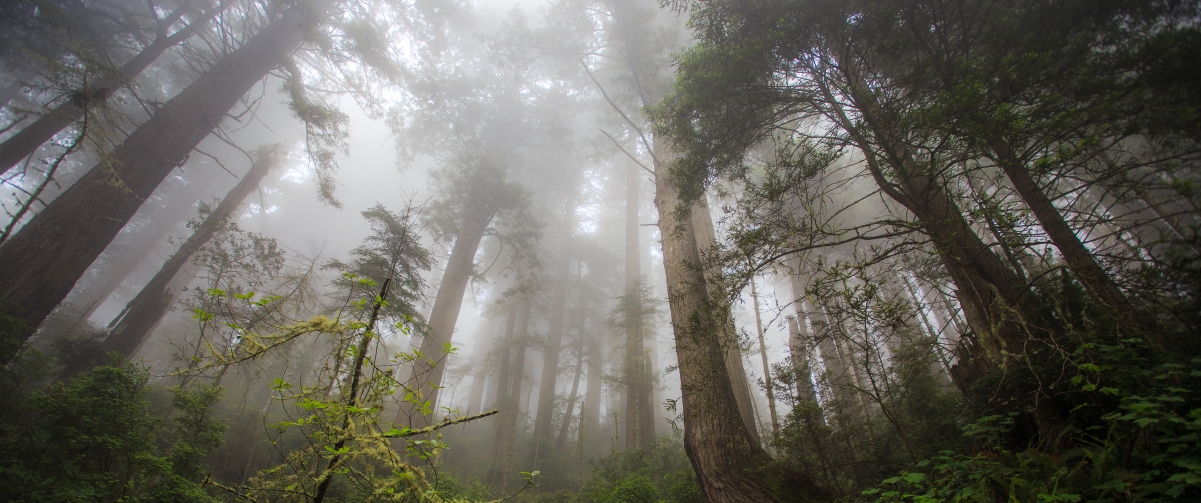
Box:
[0,357,226,502]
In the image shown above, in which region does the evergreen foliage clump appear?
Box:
[576,435,703,503]
[0,358,226,503]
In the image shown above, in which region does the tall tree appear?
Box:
[401,157,528,428]
[622,160,655,449]
[0,0,233,176]
[0,3,324,364]
[58,145,282,379]
[532,180,580,447]
[653,140,791,503]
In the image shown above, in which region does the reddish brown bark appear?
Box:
[0,0,232,176]
[0,7,314,364]
[654,140,786,503]
[58,146,281,379]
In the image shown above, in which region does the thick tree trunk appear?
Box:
[689,195,764,447]
[0,1,230,176]
[990,142,1133,312]
[533,188,579,446]
[0,7,313,364]
[404,207,494,427]
[70,171,221,321]
[58,146,280,379]
[653,139,783,503]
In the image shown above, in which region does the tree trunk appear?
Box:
[688,194,764,447]
[69,170,222,321]
[59,146,281,379]
[653,139,783,503]
[487,303,518,411]
[533,187,579,447]
[811,300,857,417]
[990,141,1133,313]
[623,160,655,449]
[0,6,314,365]
[554,348,584,451]
[750,275,780,440]
[487,301,521,489]
[403,206,494,427]
[506,304,531,476]
[0,1,230,176]
[577,331,604,457]
[786,316,818,404]
[466,320,503,415]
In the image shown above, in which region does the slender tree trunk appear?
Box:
[0,1,231,176]
[623,160,655,449]
[786,315,818,404]
[554,348,584,451]
[466,320,503,415]
[900,274,955,383]
[404,207,494,427]
[533,187,579,446]
[505,304,531,482]
[486,302,518,485]
[487,303,518,411]
[59,146,281,379]
[577,331,603,457]
[0,6,315,364]
[811,300,856,416]
[653,139,785,503]
[750,275,780,441]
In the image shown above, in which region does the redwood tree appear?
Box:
[0,4,320,364]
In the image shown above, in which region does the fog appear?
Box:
[2,0,1197,501]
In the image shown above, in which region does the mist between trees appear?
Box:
[0,0,1197,502]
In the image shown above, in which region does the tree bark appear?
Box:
[533,187,579,446]
[403,206,495,427]
[0,0,231,176]
[577,330,604,457]
[688,194,764,447]
[70,170,222,321]
[653,139,783,503]
[466,320,503,415]
[59,145,281,379]
[0,7,314,365]
[485,302,518,485]
[990,141,1133,312]
[623,160,655,449]
[751,275,780,440]
[554,348,584,451]
[786,316,818,404]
